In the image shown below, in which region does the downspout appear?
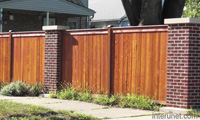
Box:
[88,15,94,28]
[118,15,126,27]
[0,8,3,33]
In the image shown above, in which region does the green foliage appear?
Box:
[78,90,93,102]
[0,100,98,120]
[94,94,120,106]
[93,94,110,105]
[52,85,160,111]
[28,82,43,96]
[183,0,200,18]
[188,110,200,117]
[119,94,160,110]
[0,82,8,91]
[0,81,43,96]
[49,91,57,98]
[57,87,80,100]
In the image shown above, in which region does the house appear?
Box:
[0,0,95,32]
[88,0,129,28]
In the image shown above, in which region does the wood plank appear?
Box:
[145,33,152,98]
[110,33,115,94]
[96,35,101,92]
[122,34,128,95]
[104,35,110,94]
[152,33,160,100]
[126,34,131,94]
[92,35,97,93]
[88,35,93,91]
[135,33,141,94]
[140,33,146,95]
[100,35,104,93]
[118,33,124,94]
[114,33,119,94]
[159,32,167,101]
[85,35,89,90]
[131,34,137,94]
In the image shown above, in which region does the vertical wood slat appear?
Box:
[61,26,168,102]
[0,32,45,87]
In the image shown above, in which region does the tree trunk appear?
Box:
[121,0,142,26]
[140,0,162,25]
[121,0,186,26]
[162,0,186,23]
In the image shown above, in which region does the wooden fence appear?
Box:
[0,26,168,102]
[62,26,168,102]
[0,32,45,85]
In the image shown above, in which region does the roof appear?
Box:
[0,0,95,16]
[89,0,126,22]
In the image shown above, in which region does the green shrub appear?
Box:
[51,85,161,111]
[49,91,57,98]
[118,93,160,110]
[108,94,121,106]
[28,83,43,96]
[94,94,110,105]
[0,82,8,91]
[78,91,93,102]
[0,81,43,96]
[57,87,79,100]
[188,110,200,117]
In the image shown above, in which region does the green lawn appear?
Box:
[0,100,98,120]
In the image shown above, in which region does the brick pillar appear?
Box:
[165,18,200,109]
[43,26,68,92]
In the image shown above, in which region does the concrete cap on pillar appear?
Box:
[164,18,200,24]
[42,25,70,31]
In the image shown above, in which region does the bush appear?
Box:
[0,81,43,96]
[118,93,160,110]
[50,85,161,111]
[57,87,79,100]
[49,91,57,98]
[28,83,43,96]
[78,91,93,102]
[93,94,110,105]
[0,82,8,91]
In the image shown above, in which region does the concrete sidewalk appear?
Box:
[0,95,199,120]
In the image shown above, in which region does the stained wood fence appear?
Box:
[62,26,168,102]
[0,26,168,102]
[0,32,45,85]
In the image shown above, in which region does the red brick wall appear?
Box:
[44,30,63,92]
[167,23,200,109]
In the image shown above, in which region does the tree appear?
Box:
[121,0,186,26]
[183,0,200,18]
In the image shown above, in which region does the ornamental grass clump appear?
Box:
[78,90,93,102]
[0,81,43,96]
[56,87,80,100]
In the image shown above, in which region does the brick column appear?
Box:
[165,18,200,109]
[43,26,68,92]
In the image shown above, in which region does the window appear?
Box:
[69,22,77,29]
[67,18,79,29]
[43,18,56,26]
